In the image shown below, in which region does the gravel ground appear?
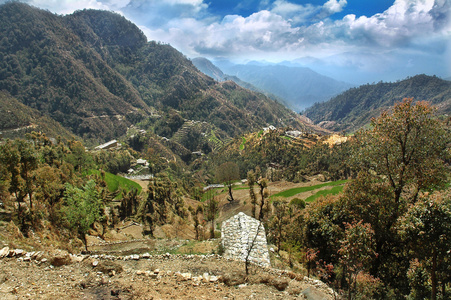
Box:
[0,250,335,300]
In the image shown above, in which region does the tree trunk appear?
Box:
[431,249,437,300]
[227,185,234,202]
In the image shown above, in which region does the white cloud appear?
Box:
[2,0,448,77]
[24,0,111,14]
[316,0,347,19]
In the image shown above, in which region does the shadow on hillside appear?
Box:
[0,210,12,223]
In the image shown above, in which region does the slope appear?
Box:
[304,74,451,132]
[0,2,311,144]
[0,91,74,140]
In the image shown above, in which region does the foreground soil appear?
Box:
[0,250,334,300]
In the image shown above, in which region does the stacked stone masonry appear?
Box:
[221,212,270,268]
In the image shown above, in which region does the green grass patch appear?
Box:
[304,185,344,202]
[232,185,249,191]
[88,170,142,196]
[239,136,246,150]
[271,180,348,198]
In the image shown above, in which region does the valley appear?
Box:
[0,2,450,300]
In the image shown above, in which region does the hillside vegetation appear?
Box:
[0,2,310,144]
[304,74,451,132]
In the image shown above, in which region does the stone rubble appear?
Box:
[0,245,336,298]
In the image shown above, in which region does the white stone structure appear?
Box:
[221,212,270,267]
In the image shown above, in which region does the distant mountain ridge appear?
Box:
[211,61,353,111]
[304,74,451,133]
[192,57,292,108]
[0,2,314,144]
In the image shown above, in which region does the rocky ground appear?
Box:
[0,246,335,300]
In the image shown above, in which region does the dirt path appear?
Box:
[131,179,149,194]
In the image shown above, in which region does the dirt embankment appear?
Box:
[0,247,335,300]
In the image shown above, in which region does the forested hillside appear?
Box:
[0,92,73,139]
[304,74,451,132]
[0,2,308,143]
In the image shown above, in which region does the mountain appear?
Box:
[0,91,73,140]
[304,74,451,133]
[192,57,292,108]
[213,61,353,111]
[0,2,312,144]
[192,57,225,82]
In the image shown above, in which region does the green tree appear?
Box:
[216,161,240,202]
[355,98,448,206]
[269,199,289,253]
[348,98,450,293]
[339,221,377,300]
[204,192,218,239]
[398,191,451,300]
[247,170,257,218]
[257,177,268,221]
[62,180,102,251]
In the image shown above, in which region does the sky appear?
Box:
[3,0,451,84]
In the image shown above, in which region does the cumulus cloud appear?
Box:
[1,0,448,77]
[316,0,347,19]
[16,0,111,15]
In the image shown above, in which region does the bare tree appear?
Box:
[245,221,264,276]
[216,162,240,202]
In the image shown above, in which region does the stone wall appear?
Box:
[221,212,270,267]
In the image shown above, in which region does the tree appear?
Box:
[269,199,289,253]
[339,221,377,300]
[355,98,448,207]
[398,191,451,300]
[216,162,240,202]
[245,220,264,276]
[247,170,257,218]
[257,177,268,221]
[204,191,218,239]
[341,98,450,293]
[62,180,102,251]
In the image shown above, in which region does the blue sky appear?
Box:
[4,0,451,84]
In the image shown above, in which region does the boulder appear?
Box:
[49,249,72,266]
[0,247,9,258]
[95,261,123,274]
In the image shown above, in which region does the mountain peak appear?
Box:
[67,9,147,48]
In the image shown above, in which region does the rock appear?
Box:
[13,249,25,257]
[269,277,289,291]
[95,261,123,274]
[131,254,140,260]
[0,247,9,258]
[221,272,246,286]
[92,260,99,267]
[49,249,72,266]
[136,270,144,275]
[301,286,330,300]
[209,276,219,282]
[202,272,209,282]
[176,272,192,281]
[141,253,151,259]
[70,254,84,263]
